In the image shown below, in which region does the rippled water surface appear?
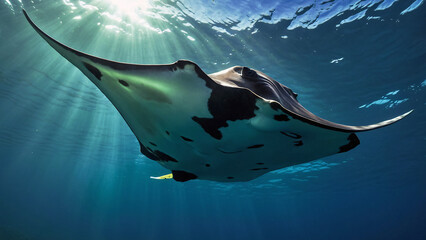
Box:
[0,0,425,239]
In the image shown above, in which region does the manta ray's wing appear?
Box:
[23,9,215,141]
[212,67,413,133]
[23,9,208,85]
[267,89,412,133]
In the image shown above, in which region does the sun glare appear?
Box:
[104,0,153,20]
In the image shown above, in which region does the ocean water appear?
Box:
[0,0,425,239]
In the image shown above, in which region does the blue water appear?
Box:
[0,0,425,239]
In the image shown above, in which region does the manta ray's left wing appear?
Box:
[23,9,209,84]
[23,9,216,141]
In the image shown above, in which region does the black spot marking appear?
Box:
[139,140,177,162]
[187,59,261,140]
[165,131,170,135]
[294,140,303,146]
[181,136,193,142]
[83,63,102,80]
[149,142,157,146]
[175,60,187,69]
[338,133,360,153]
[280,131,302,139]
[205,164,211,167]
[227,177,234,179]
[241,67,258,79]
[172,170,197,182]
[251,168,268,171]
[256,163,264,165]
[274,114,290,121]
[139,142,158,160]
[247,144,264,149]
[118,79,129,87]
[192,86,259,140]
[270,102,282,111]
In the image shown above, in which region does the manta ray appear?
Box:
[23,10,412,182]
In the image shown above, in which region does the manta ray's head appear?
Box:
[209,66,299,102]
[210,66,266,82]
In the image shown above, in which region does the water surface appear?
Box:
[0,0,425,239]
